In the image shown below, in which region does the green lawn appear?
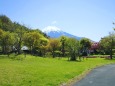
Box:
[0,55,115,86]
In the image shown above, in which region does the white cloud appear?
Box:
[51,21,57,24]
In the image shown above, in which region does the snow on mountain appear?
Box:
[42,26,83,40]
[42,26,62,33]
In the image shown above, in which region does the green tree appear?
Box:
[48,38,60,58]
[100,37,109,54]
[100,33,115,59]
[80,38,91,56]
[0,30,15,56]
[13,22,27,54]
[66,38,80,61]
[0,15,13,31]
[0,29,4,37]
[39,38,49,56]
[0,29,4,52]
[60,36,67,57]
[23,31,43,54]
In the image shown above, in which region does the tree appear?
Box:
[48,38,60,58]
[0,29,4,52]
[0,15,49,56]
[33,29,49,38]
[66,38,80,61]
[108,32,115,59]
[13,22,27,54]
[0,29,4,37]
[23,31,43,55]
[39,38,49,56]
[100,33,115,59]
[60,36,67,57]
[0,30,15,56]
[80,38,91,56]
[0,15,13,31]
[91,42,100,54]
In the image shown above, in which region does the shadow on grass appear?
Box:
[0,55,9,59]
[65,59,85,63]
[0,54,25,61]
[104,58,115,61]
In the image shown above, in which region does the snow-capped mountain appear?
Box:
[42,26,83,40]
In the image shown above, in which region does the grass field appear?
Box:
[0,54,115,86]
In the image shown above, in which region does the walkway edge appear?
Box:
[60,63,115,86]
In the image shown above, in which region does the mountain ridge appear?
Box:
[42,26,83,40]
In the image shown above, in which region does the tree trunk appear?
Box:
[70,53,76,61]
[17,42,21,54]
[110,48,112,59]
[110,38,113,59]
[52,48,55,58]
[62,42,65,57]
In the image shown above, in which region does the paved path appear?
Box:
[73,64,115,86]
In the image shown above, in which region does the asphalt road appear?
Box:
[73,64,115,86]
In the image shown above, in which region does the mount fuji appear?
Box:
[42,26,83,40]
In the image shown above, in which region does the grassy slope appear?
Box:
[0,55,115,86]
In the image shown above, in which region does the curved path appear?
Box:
[73,64,115,86]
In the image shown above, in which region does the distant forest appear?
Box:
[0,15,115,60]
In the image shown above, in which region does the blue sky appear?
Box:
[0,0,115,41]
